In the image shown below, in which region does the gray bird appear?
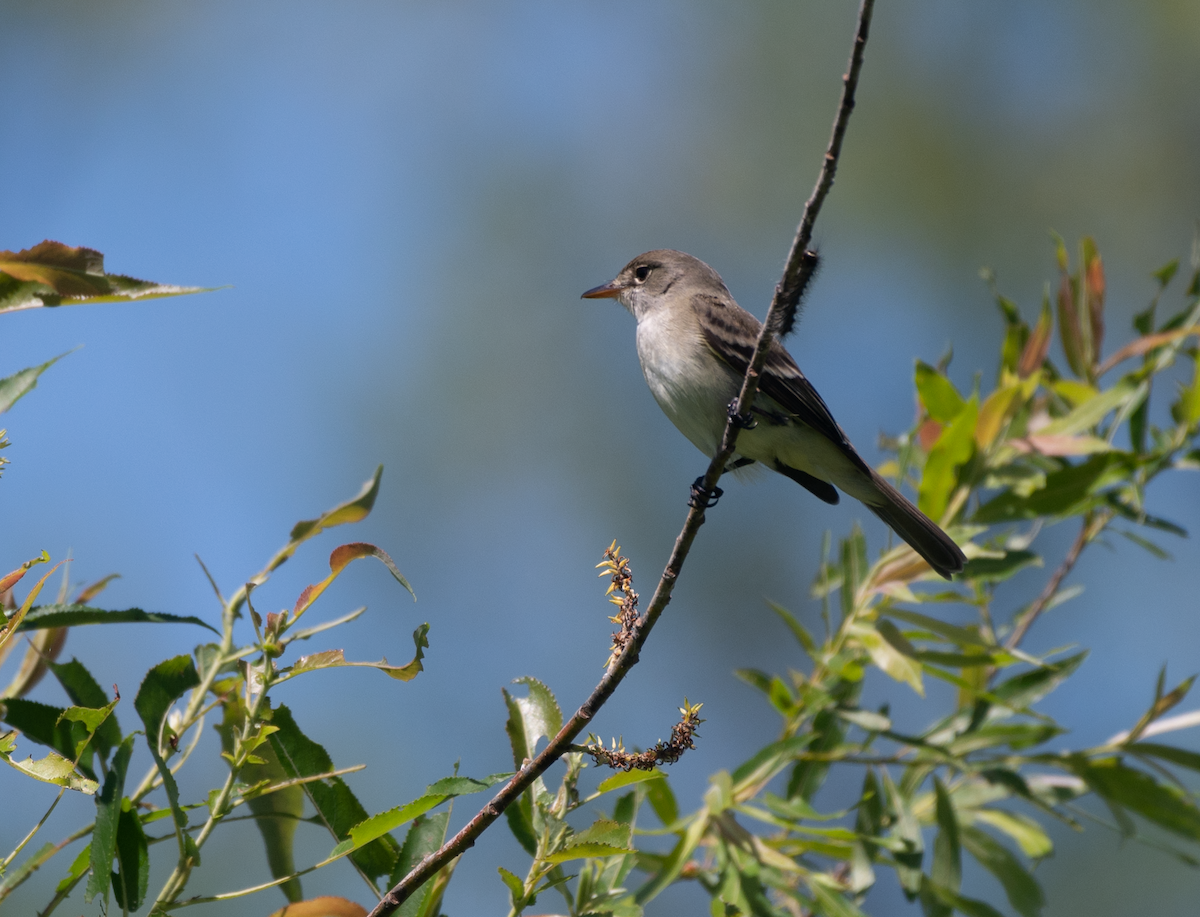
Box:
[583,249,966,580]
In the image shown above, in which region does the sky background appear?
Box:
[3,1,1200,914]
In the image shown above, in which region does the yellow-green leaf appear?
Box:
[849,623,924,696]
[915,361,967,422]
[0,241,212,313]
[919,396,978,522]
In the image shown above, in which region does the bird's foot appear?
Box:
[689,476,724,509]
[726,399,757,430]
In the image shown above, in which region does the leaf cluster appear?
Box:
[487,236,1200,917]
[3,233,1200,917]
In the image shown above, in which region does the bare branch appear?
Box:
[772,0,874,338]
[366,4,876,914]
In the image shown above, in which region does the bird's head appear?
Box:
[581,249,730,321]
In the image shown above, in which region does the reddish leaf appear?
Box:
[918,418,943,451]
[1017,298,1052,378]
[292,543,413,621]
[0,552,49,595]
[1085,243,1106,363]
[267,896,367,917]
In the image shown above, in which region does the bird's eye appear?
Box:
[633,265,652,283]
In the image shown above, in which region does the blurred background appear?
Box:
[2,1,1199,914]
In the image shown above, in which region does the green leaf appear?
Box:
[0,241,212,312]
[504,792,538,856]
[544,818,635,864]
[731,735,816,794]
[840,526,868,620]
[134,655,198,752]
[597,768,666,795]
[926,879,1008,917]
[960,825,1044,917]
[87,735,136,905]
[0,732,98,793]
[835,708,892,732]
[932,778,961,893]
[506,676,563,751]
[49,659,121,761]
[1152,259,1179,289]
[216,697,304,902]
[959,550,1042,583]
[0,350,75,414]
[1172,353,1200,427]
[334,773,507,858]
[1130,743,1200,773]
[1075,758,1200,840]
[850,622,924,696]
[1,698,94,777]
[134,656,201,862]
[766,600,817,657]
[645,772,679,826]
[811,882,870,917]
[111,803,149,911]
[633,814,707,905]
[880,609,991,649]
[501,680,539,855]
[19,604,218,635]
[498,867,525,908]
[881,769,923,899]
[949,723,1063,753]
[390,812,451,917]
[1105,495,1187,537]
[1037,379,1140,437]
[990,652,1087,711]
[0,842,60,901]
[975,453,1129,523]
[58,843,93,894]
[787,681,859,801]
[919,396,978,522]
[736,668,774,696]
[915,361,967,422]
[762,791,826,822]
[269,704,400,881]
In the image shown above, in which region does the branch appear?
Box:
[366,4,876,914]
[771,0,874,338]
[1005,509,1111,650]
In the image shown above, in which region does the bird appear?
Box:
[582,249,966,580]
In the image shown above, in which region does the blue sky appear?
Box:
[3,2,1199,914]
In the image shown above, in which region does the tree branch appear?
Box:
[366,4,876,914]
[1005,509,1111,651]
[772,0,874,338]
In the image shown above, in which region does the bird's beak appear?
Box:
[581,279,622,299]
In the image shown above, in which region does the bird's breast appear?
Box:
[635,311,739,457]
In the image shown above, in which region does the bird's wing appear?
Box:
[693,293,873,476]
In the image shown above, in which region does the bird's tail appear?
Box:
[863,470,966,580]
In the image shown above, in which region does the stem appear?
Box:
[366,4,877,915]
[152,661,277,910]
[1005,510,1111,651]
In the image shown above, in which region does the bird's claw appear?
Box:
[689,476,724,509]
[727,399,757,430]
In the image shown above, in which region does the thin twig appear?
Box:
[1005,510,1111,650]
[366,5,876,914]
[772,0,874,338]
